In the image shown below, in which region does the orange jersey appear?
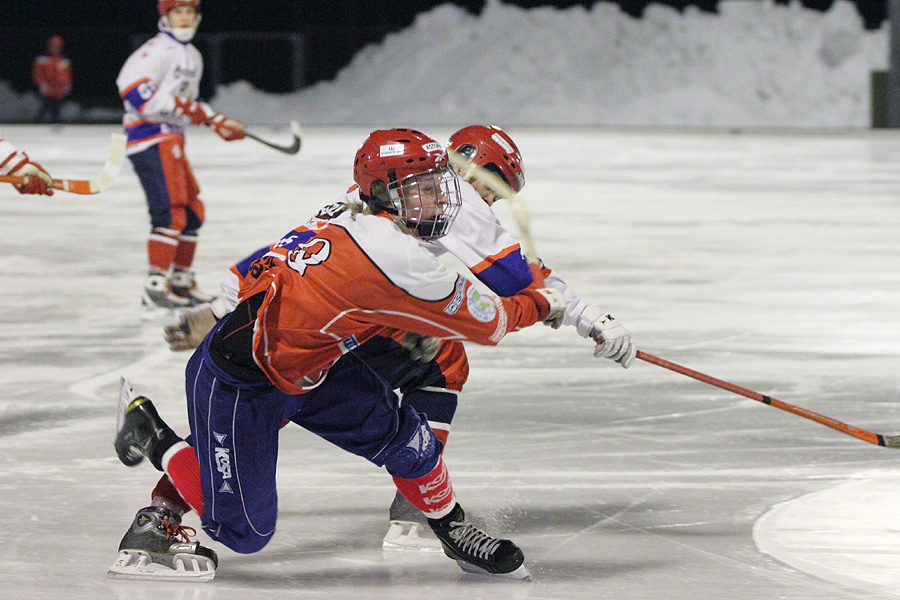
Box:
[239,209,549,395]
[32,55,72,99]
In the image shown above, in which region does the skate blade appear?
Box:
[107,550,216,582]
[382,520,443,553]
[457,559,531,581]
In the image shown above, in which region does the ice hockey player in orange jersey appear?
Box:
[109,128,566,582]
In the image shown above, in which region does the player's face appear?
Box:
[403,172,449,221]
[396,167,462,240]
[167,6,198,28]
[467,177,499,206]
[451,167,498,206]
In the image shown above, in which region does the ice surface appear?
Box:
[1,124,899,599]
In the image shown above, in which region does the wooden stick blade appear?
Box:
[2,133,126,195]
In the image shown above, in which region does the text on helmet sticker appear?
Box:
[491,133,514,154]
[380,143,404,157]
[422,142,442,152]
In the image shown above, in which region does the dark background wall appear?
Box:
[0,0,887,112]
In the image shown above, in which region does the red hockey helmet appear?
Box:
[158,0,200,16]
[448,125,525,193]
[353,128,462,240]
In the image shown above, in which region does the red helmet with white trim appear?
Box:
[158,0,200,16]
[353,128,462,240]
[448,125,525,193]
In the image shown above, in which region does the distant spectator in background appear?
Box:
[32,35,72,124]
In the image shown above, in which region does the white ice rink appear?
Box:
[1,124,899,600]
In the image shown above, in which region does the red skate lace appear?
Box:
[162,519,197,542]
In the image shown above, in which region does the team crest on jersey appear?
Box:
[466,286,496,322]
[287,238,331,275]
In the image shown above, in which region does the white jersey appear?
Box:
[116,31,204,155]
[431,180,587,327]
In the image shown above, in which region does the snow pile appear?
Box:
[0,0,889,128]
[211,0,888,128]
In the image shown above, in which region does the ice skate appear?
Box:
[115,377,178,470]
[428,503,529,579]
[142,273,191,311]
[108,506,217,582]
[170,268,216,306]
[383,490,443,552]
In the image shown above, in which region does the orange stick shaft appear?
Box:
[636,350,889,448]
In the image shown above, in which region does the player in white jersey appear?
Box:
[0,133,54,196]
[163,125,636,551]
[116,0,246,310]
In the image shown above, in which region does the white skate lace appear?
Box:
[448,521,502,560]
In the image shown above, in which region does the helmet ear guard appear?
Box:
[366,179,392,212]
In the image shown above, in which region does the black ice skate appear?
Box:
[382,490,442,552]
[142,273,192,310]
[428,503,530,579]
[170,268,216,306]
[115,377,180,470]
[108,506,217,581]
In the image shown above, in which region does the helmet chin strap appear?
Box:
[158,14,201,42]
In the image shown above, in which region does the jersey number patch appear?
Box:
[287,238,331,275]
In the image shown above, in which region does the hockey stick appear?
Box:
[0,132,126,194]
[450,148,900,449]
[636,350,900,449]
[245,121,302,155]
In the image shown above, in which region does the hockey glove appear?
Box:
[401,332,441,363]
[576,304,636,368]
[164,304,218,351]
[210,114,246,141]
[173,97,214,125]
[521,287,566,327]
[10,155,53,196]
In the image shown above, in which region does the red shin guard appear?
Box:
[392,456,455,519]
